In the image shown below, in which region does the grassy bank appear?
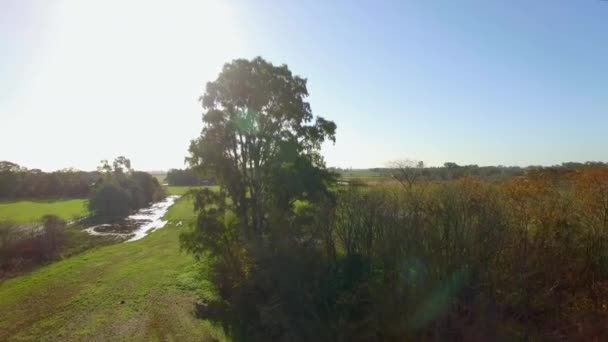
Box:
[0,194,224,341]
[0,199,88,223]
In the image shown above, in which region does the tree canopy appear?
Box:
[187,56,336,237]
[0,161,96,200]
[88,157,165,221]
[165,168,211,186]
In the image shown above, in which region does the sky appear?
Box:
[1,0,607,171]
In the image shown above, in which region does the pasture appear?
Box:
[0,199,88,223]
[167,185,219,196]
[338,169,385,179]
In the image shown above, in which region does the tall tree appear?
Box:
[187,57,336,238]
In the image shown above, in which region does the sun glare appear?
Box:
[7,0,241,170]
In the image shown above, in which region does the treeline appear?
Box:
[0,161,97,200]
[88,157,166,221]
[336,161,608,181]
[165,168,213,186]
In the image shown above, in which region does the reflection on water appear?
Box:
[84,195,179,242]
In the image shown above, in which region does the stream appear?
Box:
[84,195,180,242]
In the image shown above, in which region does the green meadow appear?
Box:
[167,185,219,196]
[0,194,225,341]
[0,199,89,223]
[167,186,197,196]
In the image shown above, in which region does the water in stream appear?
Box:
[84,195,180,242]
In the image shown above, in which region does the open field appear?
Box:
[0,199,88,223]
[0,194,225,341]
[336,169,391,186]
[167,186,198,196]
[338,169,385,179]
[166,185,219,196]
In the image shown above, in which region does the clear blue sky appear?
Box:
[1,0,607,170]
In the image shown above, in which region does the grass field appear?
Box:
[338,169,385,179]
[0,193,225,341]
[0,199,89,223]
[167,185,219,196]
[167,186,197,196]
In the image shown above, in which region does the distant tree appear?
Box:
[97,156,132,175]
[584,161,608,168]
[165,168,205,186]
[112,156,132,174]
[0,162,21,198]
[0,161,25,172]
[562,162,584,169]
[88,182,131,221]
[388,159,425,189]
[88,158,165,221]
[97,159,113,174]
[125,171,165,208]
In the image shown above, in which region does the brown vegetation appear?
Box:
[0,215,67,279]
[187,166,608,340]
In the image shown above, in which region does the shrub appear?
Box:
[0,215,67,279]
[88,182,131,221]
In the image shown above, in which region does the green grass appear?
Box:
[0,196,226,341]
[167,186,198,196]
[164,185,223,221]
[165,197,198,222]
[0,199,89,223]
[166,185,220,196]
[338,169,385,179]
